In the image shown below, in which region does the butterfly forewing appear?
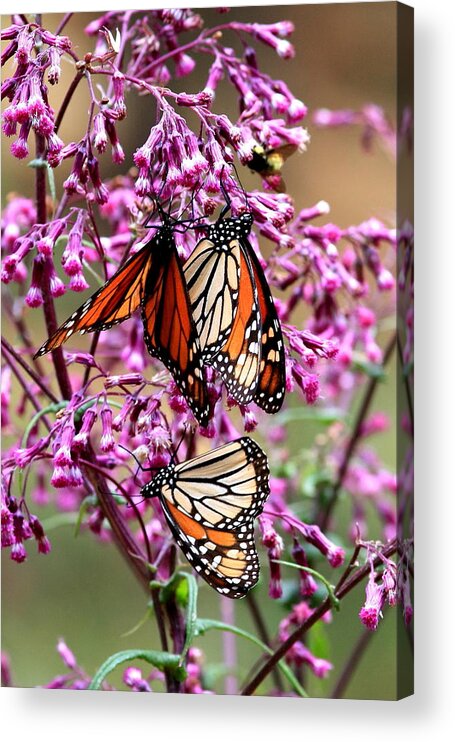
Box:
[208,244,261,404]
[186,213,263,404]
[185,210,286,411]
[34,244,154,357]
[184,235,241,358]
[142,437,270,598]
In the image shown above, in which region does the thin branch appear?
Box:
[82,448,150,589]
[330,628,373,698]
[397,332,414,436]
[245,592,283,691]
[54,12,73,36]
[1,344,50,428]
[1,337,58,403]
[3,298,45,376]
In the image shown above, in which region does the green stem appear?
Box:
[272,560,340,610]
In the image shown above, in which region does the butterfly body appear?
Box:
[142,437,270,598]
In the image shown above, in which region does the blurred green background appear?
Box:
[2,3,407,698]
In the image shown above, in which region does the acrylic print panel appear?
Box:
[1,3,413,699]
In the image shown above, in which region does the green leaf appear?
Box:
[120,602,155,638]
[194,618,308,697]
[159,572,198,663]
[88,649,186,690]
[28,158,48,169]
[46,163,56,204]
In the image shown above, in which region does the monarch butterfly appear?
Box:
[141,437,270,598]
[248,143,298,193]
[184,209,286,412]
[34,221,210,426]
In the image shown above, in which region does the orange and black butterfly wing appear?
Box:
[141,228,209,426]
[34,242,154,357]
[163,510,260,598]
[243,240,286,413]
[142,438,270,598]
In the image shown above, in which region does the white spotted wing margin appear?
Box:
[141,437,270,599]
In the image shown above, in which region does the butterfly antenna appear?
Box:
[118,443,161,474]
[142,165,170,229]
[231,162,250,213]
[219,166,232,220]
[171,424,193,465]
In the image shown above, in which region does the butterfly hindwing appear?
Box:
[142,437,270,598]
[163,508,260,599]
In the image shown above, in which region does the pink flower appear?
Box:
[123,667,151,692]
[100,405,115,452]
[54,418,76,466]
[29,516,51,554]
[359,568,385,631]
[57,639,77,670]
